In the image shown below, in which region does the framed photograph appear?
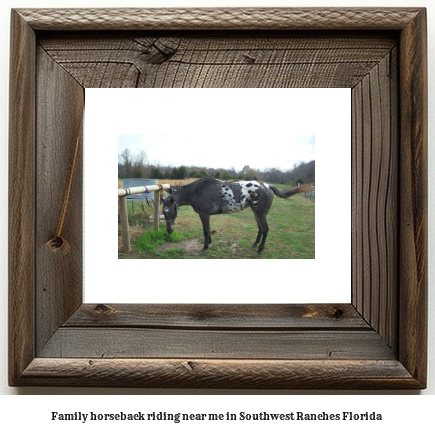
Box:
[9,8,427,388]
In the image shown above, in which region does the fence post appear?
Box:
[118,184,170,252]
[153,189,160,231]
[119,196,131,252]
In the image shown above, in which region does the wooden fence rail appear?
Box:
[118,184,171,253]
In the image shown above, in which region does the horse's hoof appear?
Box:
[255,250,262,256]
[200,248,208,255]
[251,243,258,249]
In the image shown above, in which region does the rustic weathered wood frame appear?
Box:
[9,8,427,389]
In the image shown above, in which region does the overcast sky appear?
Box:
[112,88,326,172]
[118,131,315,172]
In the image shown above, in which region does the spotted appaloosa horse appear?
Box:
[161,178,311,254]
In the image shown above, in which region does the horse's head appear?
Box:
[161,196,178,233]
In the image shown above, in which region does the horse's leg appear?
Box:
[254,213,269,254]
[252,213,262,248]
[199,213,212,250]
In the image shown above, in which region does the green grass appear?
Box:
[136,228,183,255]
[118,183,315,259]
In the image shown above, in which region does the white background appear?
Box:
[84,88,351,303]
[0,0,434,421]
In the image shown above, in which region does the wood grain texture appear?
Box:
[398,9,428,386]
[39,328,395,360]
[8,10,36,386]
[65,304,369,330]
[35,48,84,353]
[39,33,396,88]
[8,8,427,389]
[351,50,398,351]
[17,358,420,389]
[16,8,422,31]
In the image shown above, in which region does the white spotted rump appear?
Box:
[220,181,270,214]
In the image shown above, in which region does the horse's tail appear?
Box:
[268,183,312,199]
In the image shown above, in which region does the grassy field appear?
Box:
[118,181,315,259]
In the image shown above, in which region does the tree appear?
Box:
[241,165,250,179]
[171,167,179,179]
[150,167,164,179]
[241,164,258,180]
[177,165,187,179]
[118,149,149,179]
[119,148,132,178]
[134,150,147,166]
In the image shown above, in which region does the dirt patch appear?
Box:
[155,238,204,256]
[156,238,241,257]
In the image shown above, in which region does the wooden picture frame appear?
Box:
[9,8,427,389]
